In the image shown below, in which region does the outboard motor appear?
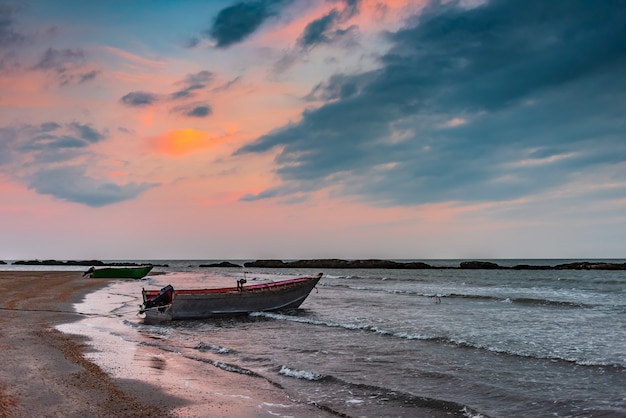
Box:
[140,285,174,313]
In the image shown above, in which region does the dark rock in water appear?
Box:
[511,264,553,270]
[244,259,434,269]
[66,260,107,266]
[11,259,158,267]
[245,259,290,268]
[13,259,107,266]
[13,259,66,265]
[10,258,625,270]
[0,260,6,264]
[554,262,626,270]
[459,261,502,269]
[199,261,242,268]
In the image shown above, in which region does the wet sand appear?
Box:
[0,271,174,417]
[0,272,344,418]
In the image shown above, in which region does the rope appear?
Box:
[0,305,148,318]
[0,306,101,316]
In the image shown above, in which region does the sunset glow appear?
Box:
[151,129,216,157]
[1,0,624,260]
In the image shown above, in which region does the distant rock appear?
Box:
[459,261,502,269]
[12,259,102,266]
[0,260,6,265]
[66,260,107,266]
[16,258,620,270]
[244,259,291,268]
[554,262,626,270]
[199,261,242,268]
[511,264,553,270]
[11,260,158,267]
[244,259,434,269]
[241,259,626,270]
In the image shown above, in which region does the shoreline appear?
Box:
[0,271,176,418]
[0,271,364,417]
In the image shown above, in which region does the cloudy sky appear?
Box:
[1,0,625,260]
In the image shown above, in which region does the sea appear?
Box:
[4,259,625,417]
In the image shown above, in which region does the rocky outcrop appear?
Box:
[199,261,242,268]
[460,261,502,269]
[242,259,626,270]
[510,264,553,270]
[10,259,625,270]
[11,260,166,267]
[553,261,626,270]
[244,259,434,269]
[13,259,107,266]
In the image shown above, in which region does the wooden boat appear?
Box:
[85,265,153,279]
[139,273,322,321]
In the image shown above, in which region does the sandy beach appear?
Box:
[0,271,338,418]
[0,271,173,417]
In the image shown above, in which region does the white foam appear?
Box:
[194,342,231,354]
[279,366,322,381]
[252,311,436,341]
[462,406,485,418]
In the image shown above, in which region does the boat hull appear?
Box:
[90,265,153,279]
[141,273,322,321]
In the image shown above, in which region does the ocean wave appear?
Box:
[211,360,254,375]
[320,282,595,308]
[303,372,484,417]
[193,342,232,354]
[251,312,625,370]
[445,293,592,308]
[123,319,172,336]
[275,361,488,416]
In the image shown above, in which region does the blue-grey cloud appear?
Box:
[208,1,273,48]
[171,70,214,99]
[122,70,214,109]
[274,0,359,74]
[212,76,242,92]
[305,72,372,102]
[206,0,292,48]
[297,0,359,49]
[298,10,340,47]
[0,127,17,165]
[236,0,626,206]
[33,47,84,70]
[0,4,27,70]
[171,102,212,118]
[0,122,155,206]
[70,122,106,143]
[78,69,98,83]
[40,121,61,132]
[0,3,25,49]
[120,91,159,107]
[32,47,100,85]
[186,105,211,117]
[8,122,106,157]
[28,165,158,208]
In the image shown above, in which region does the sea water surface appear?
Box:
[13,259,625,417]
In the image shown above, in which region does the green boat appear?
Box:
[85,265,153,279]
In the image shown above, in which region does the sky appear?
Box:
[1,0,625,261]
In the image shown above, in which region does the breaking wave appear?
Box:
[250,311,625,369]
[320,282,595,308]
